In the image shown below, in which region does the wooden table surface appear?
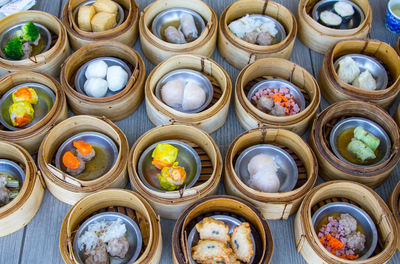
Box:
[1,0,400,263]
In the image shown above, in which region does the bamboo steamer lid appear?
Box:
[0,141,45,237]
[38,115,129,205]
[62,0,139,50]
[295,180,398,264]
[224,128,318,220]
[388,181,400,250]
[309,100,400,188]
[128,124,222,220]
[218,0,297,70]
[319,39,400,109]
[60,41,146,122]
[234,58,320,135]
[297,0,372,54]
[59,189,162,264]
[172,195,274,263]
[145,54,231,134]
[0,11,70,78]
[0,71,68,154]
[139,0,218,65]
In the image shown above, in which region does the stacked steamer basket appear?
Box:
[295,181,398,264]
[128,124,222,219]
[224,128,318,220]
[139,0,218,65]
[0,11,70,77]
[62,0,139,50]
[172,195,274,263]
[38,115,129,204]
[396,37,400,55]
[145,54,231,133]
[297,0,372,54]
[235,57,320,135]
[59,189,162,263]
[0,72,68,154]
[309,100,400,188]
[218,0,297,69]
[389,182,400,250]
[0,141,45,237]
[60,41,145,121]
[319,39,400,109]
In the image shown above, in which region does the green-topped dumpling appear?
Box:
[353,126,380,151]
[347,138,376,161]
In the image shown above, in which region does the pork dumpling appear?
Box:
[160,79,185,108]
[248,168,280,193]
[337,56,360,83]
[247,154,278,175]
[182,81,206,111]
[106,65,128,92]
[352,70,377,90]
[164,26,186,44]
[243,31,258,44]
[84,78,108,98]
[85,60,108,79]
[180,14,198,40]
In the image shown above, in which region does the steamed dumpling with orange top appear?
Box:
[12,87,38,104]
[9,102,34,127]
[73,140,96,162]
[62,151,85,176]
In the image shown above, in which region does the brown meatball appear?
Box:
[84,246,109,264]
[256,32,274,46]
[243,31,258,44]
[106,237,129,259]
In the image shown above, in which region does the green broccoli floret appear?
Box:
[15,22,39,42]
[3,37,23,60]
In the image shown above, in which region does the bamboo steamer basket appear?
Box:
[145,54,231,134]
[319,39,400,109]
[59,189,162,264]
[128,124,222,220]
[234,58,320,135]
[172,195,274,263]
[394,104,400,128]
[38,115,129,205]
[224,128,318,220]
[0,141,45,237]
[388,181,400,250]
[295,180,398,264]
[395,37,400,56]
[297,0,372,54]
[60,41,145,121]
[0,11,70,78]
[218,0,297,70]
[139,0,218,65]
[62,0,139,50]
[0,71,68,154]
[309,101,400,188]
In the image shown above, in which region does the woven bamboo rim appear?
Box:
[295,180,398,264]
[0,141,45,237]
[388,181,400,250]
[0,11,70,78]
[396,37,400,56]
[128,124,222,219]
[145,54,231,134]
[224,128,318,220]
[139,0,218,65]
[297,0,372,54]
[172,195,274,264]
[59,189,162,264]
[309,100,400,188]
[234,57,320,135]
[0,71,68,154]
[62,0,139,50]
[38,115,129,205]
[218,0,297,69]
[319,39,400,109]
[60,40,145,121]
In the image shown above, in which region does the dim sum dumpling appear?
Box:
[180,14,198,40]
[337,56,360,83]
[352,70,377,91]
[164,26,186,44]
[247,154,278,175]
[84,78,108,98]
[334,1,354,17]
[85,60,108,79]
[248,168,280,193]
[182,81,206,111]
[106,65,128,92]
[320,10,342,26]
[160,79,185,108]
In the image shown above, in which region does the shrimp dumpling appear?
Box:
[160,80,185,108]
[180,14,198,40]
[247,154,278,175]
[182,81,206,111]
[337,56,360,83]
[352,70,377,90]
[248,168,280,193]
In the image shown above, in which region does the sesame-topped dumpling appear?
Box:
[191,240,233,263]
[230,222,254,263]
[195,217,230,243]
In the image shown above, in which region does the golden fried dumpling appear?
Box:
[91,12,117,32]
[9,102,34,127]
[93,0,118,14]
[77,5,96,31]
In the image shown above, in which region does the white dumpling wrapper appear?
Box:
[352,70,377,90]
[107,65,129,92]
[160,79,185,108]
[248,168,280,193]
[247,154,279,176]
[84,78,108,98]
[337,56,360,83]
[180,14,198,40]
[182,81,206,111]
[85,60,108,79]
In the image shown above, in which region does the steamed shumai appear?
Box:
[9,102,34,127]
[12,87,38,104]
